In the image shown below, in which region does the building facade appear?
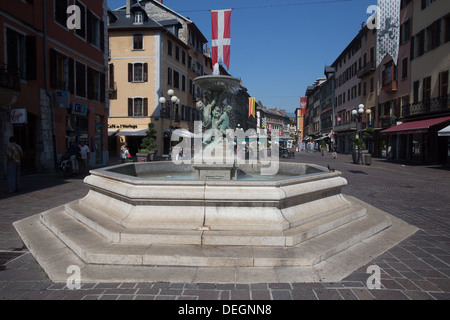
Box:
[0,0,109,176]
[332,34,362,154]
[381,0,450,164]
[108,0,205,157]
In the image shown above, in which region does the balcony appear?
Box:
[357,61,376,78]
[0,63,21,107]
[382,80,398,93]
[402,96,449,118]
[108,82,117,94]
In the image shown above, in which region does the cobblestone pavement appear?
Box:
[0,152,449,300]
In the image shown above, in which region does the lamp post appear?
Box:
[351,104,371,165]
[159,89,180,155]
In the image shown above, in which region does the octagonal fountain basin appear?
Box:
[14,159,419,282]
[77,161,354,240]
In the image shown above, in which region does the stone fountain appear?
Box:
[13,69,418,284]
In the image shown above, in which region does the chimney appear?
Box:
[156,0,163,3]
[126,0,131,18]
[280,110,286,115]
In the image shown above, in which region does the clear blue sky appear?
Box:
[107,0,377,114]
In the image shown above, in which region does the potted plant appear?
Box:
[137,122,158,161]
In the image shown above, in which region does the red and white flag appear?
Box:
[211,9,231,70]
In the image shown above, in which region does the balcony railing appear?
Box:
[382,80,398,93]
[108,82,117,94]
[402,96,449,117]
[357,61,376,78]
[0,63,21,92]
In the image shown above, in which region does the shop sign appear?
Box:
[71,103,88,116]
[55,90,70,108]
[11,108,27,124]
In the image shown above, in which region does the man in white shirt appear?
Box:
[79,140,90,175]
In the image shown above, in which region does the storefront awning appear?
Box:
[116,129,148,137]
[438,125,450,137]
[108,129,119,136]
[165,129,194,138]
[380,116,450,135]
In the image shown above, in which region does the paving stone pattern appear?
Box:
[0,152,449,300]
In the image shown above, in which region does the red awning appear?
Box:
[380,116,450,135]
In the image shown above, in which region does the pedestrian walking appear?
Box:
[79,140,90,175]
[120,144,131,163]
[68,141,81,174]
[6,136,23,193]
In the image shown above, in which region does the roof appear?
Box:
[381,116,450,135]
[108,9,161,30]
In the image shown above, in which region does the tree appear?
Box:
[139,122,158,152]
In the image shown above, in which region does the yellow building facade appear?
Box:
[108,3,204,157]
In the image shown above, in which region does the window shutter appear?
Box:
[143,63,148,82]
[128,63,132,82]
[143,98,148,116]
[87,10,93,43]
[68,58,74,93]
[25,36,37,80]
[128,98,133,116]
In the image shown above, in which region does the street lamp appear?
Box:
[159,89,180,124]
[352,104,371,164]
[159,90,180,155]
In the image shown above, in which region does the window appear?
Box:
[421,0,435,10]
[128,63,148,82]
[134,11,143,24]
[75,1,86,39]
[370,78,374,93]
[175,46,180,61]
[6,28,26,79]
[55,0,68,27]
[128,97,148,117]
[49,49,73,92]
[87,10,102,48]
[167,40,172,57]
[416,30,425,57]
[182,75,186,91]
[400,20,410,44]
[133,34,143,50]
[167,67,172,86]
[56,55,66,90]
[402,58,408,79]
[75,61,86,97]
[182,51,186,65]
[445,14,450,43]
[173,70,180,89]
[87,67,105,101]
[413,80,419,103]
